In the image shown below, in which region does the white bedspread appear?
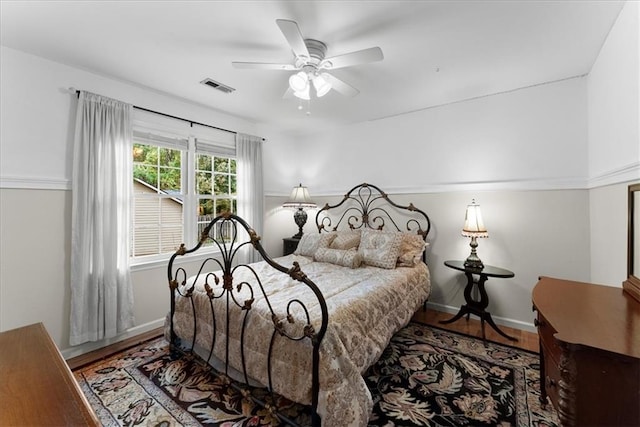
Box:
[170,253,431,426]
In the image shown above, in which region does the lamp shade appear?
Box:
[289,71,308,92]
[313,73,332,97]
[282,183,317,209]
[462,200,488,237]
[294,85,310,100]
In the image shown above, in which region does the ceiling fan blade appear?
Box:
[232,62,298,71]
[283,87,294,99]
[276,19,310,59]
[324,74,359,97]
[322,47,383,70]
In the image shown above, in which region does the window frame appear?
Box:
[130,125,238,269]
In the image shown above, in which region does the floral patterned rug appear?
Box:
[74,322,558,426]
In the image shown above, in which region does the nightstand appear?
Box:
[283,237,300,256]
[440,260,517,341]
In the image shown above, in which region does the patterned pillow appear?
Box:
[397,232,428,267]
[314,247,363,269]
[329,230,361,250]
[358,229,403,269]
[294,233,336,257]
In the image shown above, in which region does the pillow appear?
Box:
[357,229,403,269]
[329,230,361,250]
[314,247,363,269]
[397,232,428,267]
[294,233,335,257]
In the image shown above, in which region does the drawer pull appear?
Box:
[534,318,545,327]
[545,376,557,388]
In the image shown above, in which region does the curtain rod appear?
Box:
[73,89,264,141]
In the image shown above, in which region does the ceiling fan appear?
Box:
[232,19,384,99]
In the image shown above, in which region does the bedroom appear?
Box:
[0,0,638,424]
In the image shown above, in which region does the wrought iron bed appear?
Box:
[166,183,432,426]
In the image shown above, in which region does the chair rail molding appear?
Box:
[587,161,640,189]
[0,176,71,190]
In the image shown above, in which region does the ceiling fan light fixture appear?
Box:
[289,71,308,92]
[294,85,310,100]
[313,73,332,97]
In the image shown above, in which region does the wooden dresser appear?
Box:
[0,322,99,426]
[532,277,640,426]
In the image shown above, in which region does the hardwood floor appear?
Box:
[67,327,164,371]
[68,308,539,370]
[412,308,539,353]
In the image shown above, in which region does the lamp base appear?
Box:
[292,208,307,239]
[464,235,484,269]
[463,256,484,270]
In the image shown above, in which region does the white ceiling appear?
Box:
[0,1,625,136]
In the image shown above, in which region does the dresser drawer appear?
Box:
[541,342,561,409]
[536,312,561,363]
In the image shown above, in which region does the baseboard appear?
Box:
[61,318,165,361]
[425,301,537,333]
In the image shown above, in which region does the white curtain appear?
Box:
[70,91,135,346]
[236,133,264,264]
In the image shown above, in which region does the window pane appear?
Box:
[133,166,158,191]
[159,167,181,192]
[197,198,214,246]
[133,143,158,166]
[159,147,181,167]
[214,157,229,173]
[133,227,160,257]
[230,176,237,195]
[197,171,212,195]
[132,140,185,259]
[230,159,236,174]
[197,154,211,171]
[198,198,214,215]
[160,225,183,254]
[214,174,229,195]
[215,198,233,214]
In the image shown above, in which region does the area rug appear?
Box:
[74,323,559,426]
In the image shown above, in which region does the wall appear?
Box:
[588,1,640,285]
[0,46,271,357]
[260,76,591,332]
[292,77,589,195]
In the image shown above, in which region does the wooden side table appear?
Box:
[283,237,300,256]
[441,260,517,341]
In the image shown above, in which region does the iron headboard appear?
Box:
[315,182,431,244]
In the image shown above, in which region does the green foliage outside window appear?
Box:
[133,143,181,192]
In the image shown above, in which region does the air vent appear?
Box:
[200,78,235,94]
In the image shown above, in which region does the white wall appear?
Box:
[0,47,273,356]
[295,77,589,195]
[261,77,591,332]
[588,1,640,285]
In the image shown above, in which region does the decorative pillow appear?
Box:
[329,230,361,251]
[314,247,363,269]
[397,232,428,267]
[358,229,403,269]
[294,233,335,257]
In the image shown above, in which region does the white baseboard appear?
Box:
[425,301,537,334]
[61,318,165,360]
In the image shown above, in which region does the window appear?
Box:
[132,142,185,257]
[195,154,237,245]
[130,133,237,261]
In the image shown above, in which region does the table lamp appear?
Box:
[462,199,488,269]
[282,183,317,239]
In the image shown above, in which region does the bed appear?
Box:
[166,183,432,426]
